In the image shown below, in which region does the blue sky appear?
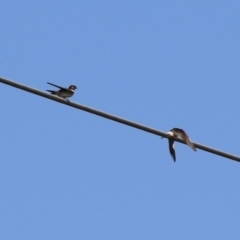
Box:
[1,1,240,239]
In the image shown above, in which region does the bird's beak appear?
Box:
[162,132,171,139]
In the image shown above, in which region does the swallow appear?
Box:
[46,82,77,100]
[164,128,196,162]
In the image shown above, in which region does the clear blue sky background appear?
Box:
[1,1,240,239]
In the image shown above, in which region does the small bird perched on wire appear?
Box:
[164,128,196,162]
[46,82,77,100]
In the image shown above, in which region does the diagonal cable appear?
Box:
[0,76,239,162]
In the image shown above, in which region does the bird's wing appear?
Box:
[178,130,196,151]
[47,82,67,90]
[168,138,176,162]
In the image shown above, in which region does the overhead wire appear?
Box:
[0,76,239,162]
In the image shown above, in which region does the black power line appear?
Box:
[1,76,239,162]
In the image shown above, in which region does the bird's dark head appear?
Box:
[171,128,183,133]
[69,85,77,90]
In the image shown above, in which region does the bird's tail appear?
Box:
[46,90,57,95]
[186,139,197,151]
